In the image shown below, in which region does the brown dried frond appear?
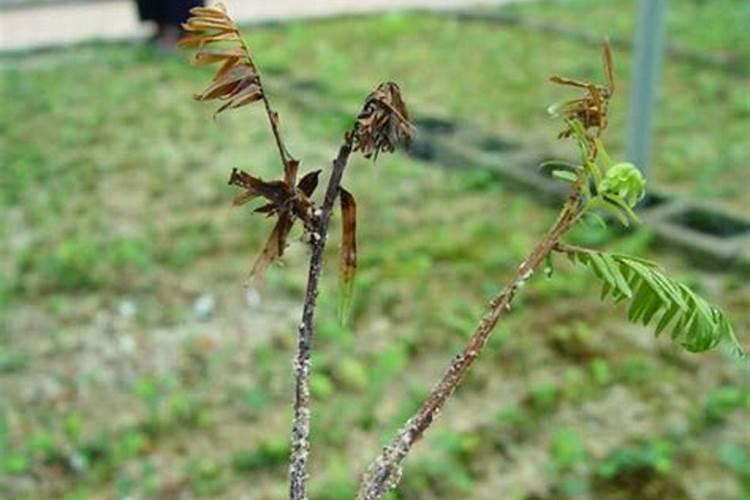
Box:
[228,167,321,282]
[353,82,415,160]
[549,42,615,139]
[179,4,262,117]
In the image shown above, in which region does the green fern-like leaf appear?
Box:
[561,247,744,356]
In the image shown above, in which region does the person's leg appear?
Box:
[135,0,164,43]
[155,0,204,51]
[134,0,158,21]
[163,0,204,26]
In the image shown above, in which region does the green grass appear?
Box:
[1,1,749,498]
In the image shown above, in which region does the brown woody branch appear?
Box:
[182,9,412,498]
[289,132,354,500]
[290,81,412,499]
[356,181,585,500]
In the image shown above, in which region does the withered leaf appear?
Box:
[212,56,241,82]
[232,190,258,207]
[353,82,414,160]
[228,167,253,188]
[180,5,263,117]
[603,41,615,93]
[189,5,227,19]
[338,187,357,324]
[214,83,263,116]
[549,41,615,139]
[194,65,257,101]
[297,169,321,197]
[191,48,245,66]
[228,168,290,206]
[248,211,294,282]
[178,31,239,49]
[253,202,277,216]
[285,159,300,187]
[182,17,235,32]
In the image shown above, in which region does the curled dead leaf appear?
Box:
[248,211,294,283]
[191,47,245,66]
[353,81,414,160]
[297,169,321,197]
[229,166,323,281]
[549,41,615,139]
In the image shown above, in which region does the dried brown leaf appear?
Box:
[177,31,239,49]
[228,168,290,206]
[210,57,241,82]
[284,159,299,187]
[353,82,414,160]
[214,82,263,116]
[253,202,278,216]
[339,188,357,283]
[194,65,256,101]
[180,5,266,116]
[603,41,615,94]
[248,211,294,282]
[338,187,357,324]
[191,48,245,66]
[182,18,235,32]
[232,190,258,207]
[297,169,321,197]
[549,41,615,139]
[189,5,227,19]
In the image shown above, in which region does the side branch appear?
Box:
[289,133,354,500]
[356,187,583,500]
[237,37,296,172]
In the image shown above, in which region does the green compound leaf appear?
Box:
[561,247,744,356]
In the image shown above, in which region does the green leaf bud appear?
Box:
[599,162,646,207]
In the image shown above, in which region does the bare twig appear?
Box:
[356,181,585,500]
[289,132,354,500]
[236,37,296,173]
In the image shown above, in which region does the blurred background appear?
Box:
[1,0,749,498]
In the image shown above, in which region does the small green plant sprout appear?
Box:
[356,44,743,500]
[180,5,413,499]
[544,121,646,228]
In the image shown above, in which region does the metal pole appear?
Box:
[627,0,667,178]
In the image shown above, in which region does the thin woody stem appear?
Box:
[238,35,294,172]
[356,183,584,500]
[261,93,294,170]
[289,133,354,500]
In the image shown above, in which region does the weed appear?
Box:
[232,437,289,472]
[550,428,588,472]
[703,386,749,425]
